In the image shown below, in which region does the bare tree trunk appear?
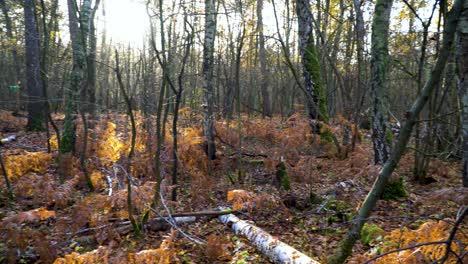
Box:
[257,0,271,117]
[458,0,468,187]
[115,49,139,236]
[370,0,393,165]
[202,0,217,160]
[328,1,464,262]
[0,0,22,113]
[352,0,366,125]
[295,0,328,134]
[25,0,45,131]
[61,0,90,154]
[39,0,61,152]
[172,18,194,201]
[87,0,101,118]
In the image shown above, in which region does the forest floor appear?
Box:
[0,109,466,263]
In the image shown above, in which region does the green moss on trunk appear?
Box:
[305,43,328,122]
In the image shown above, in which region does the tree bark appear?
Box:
[370,0,393,165]
[25,0,45,131]
[458,0,468,187]
[219,212,319,263]
[296,0,328,134]
[87,0,101,117]
[0,0,22,113]
[257,0,272,117]
[202,0,217,160]
[328,1,464,262]
[352,0,366,124]
[39,0,61,152]
[61,0,90,154]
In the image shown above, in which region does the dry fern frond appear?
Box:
[367,220,468,263]
[53,246,108,264]
[3,150,52,181]
[128,230,179,264]
[227,189,283,214]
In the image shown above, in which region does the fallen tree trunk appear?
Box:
[219,212,320,264]
[147,216,197,232]
[0,135,16,145]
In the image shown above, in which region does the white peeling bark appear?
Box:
[219,213,319,264]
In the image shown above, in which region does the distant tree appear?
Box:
[39,0,61,152]
[87,0,101,117]
[24,0,45,131]
[257,0,271,118]
[0,0,22,113]
[202,0,217,160]
[352,0,366,120]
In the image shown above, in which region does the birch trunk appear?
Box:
[202,0,217,160]
[370,0,393,165]
[219,213,320,264]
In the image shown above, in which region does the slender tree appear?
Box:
[39,0,61,152]
[202,0,217,160]
[171,15,194,201]
[115,49,139,235]
[0,0,22,113]
[87,0,101,117]
[352,0,366,123]
[257,0,271,117]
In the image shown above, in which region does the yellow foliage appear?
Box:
[49,134,58,151]
[3,150,53,181]
[177,127,210,197]
[53,246,108,264]
[128,230,179,264]
[90,171,105,190]
[180,127,204,146]
[96,121,125,167]
[370,220,468,263]
[178,107,192,117]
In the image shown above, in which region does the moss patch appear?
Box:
[381,177,407,200]
[309,191,323,204]
[361,223,385,246]
[320,127,334,143]
[275,160,290,191]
